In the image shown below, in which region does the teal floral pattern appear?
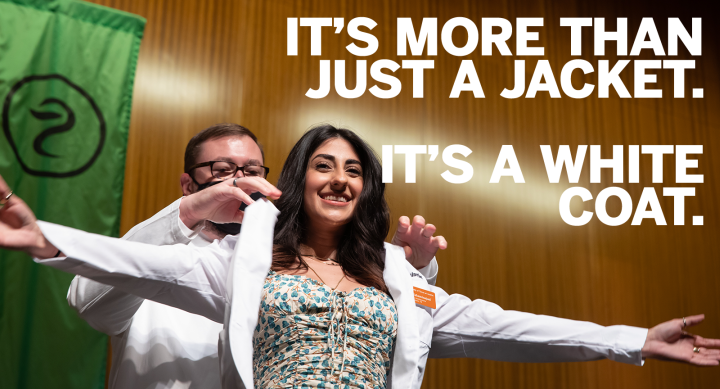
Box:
[253,271,398,388]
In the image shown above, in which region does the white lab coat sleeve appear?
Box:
[66,198,195,335]
[417,258,438,286]
[37,220,230,324]
[428,286,648,366]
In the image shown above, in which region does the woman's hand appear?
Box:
[0,174,57,258]
[391,215,447,269]
[641,314,720,366]
[179,177,281,229]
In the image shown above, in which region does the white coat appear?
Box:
[37,200,647,389]
[66,200,224,389]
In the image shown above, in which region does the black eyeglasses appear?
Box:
[186,161,270,181]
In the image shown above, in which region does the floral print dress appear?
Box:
[253,271,398,388]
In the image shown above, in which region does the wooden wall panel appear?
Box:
[88,0,719,388]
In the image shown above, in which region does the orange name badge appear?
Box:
[413,287,436,309]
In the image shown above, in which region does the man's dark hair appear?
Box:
[272,124,390,293]
[183,123,264,173]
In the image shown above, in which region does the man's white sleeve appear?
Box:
[428,285,648,366]
[417,258,438,286]
[67,198,195,334]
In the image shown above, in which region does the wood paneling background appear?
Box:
[89,0,719,388]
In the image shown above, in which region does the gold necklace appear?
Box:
[301,254,341,266]
[302,260,346,290]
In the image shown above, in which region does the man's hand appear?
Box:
[0,174,57,258]
[391,215,447,269]
[641,314,720,366]
[179,177,281,229]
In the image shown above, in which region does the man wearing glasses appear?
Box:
[178,124,273,238]
[68,123,273,389]
[67,123,440,389]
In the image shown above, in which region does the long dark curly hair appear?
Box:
[272,125,390,293]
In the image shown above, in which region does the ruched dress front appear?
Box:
[253,271,398,388]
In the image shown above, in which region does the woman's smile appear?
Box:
[303,138,363,229]
[318,192,351,204]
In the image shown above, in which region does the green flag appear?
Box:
[0,1,145,387]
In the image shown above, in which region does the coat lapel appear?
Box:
[383,242,420,389]
[226,200,279,388]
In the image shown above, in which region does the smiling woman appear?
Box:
[272,125,390,295]
[254,126,399,387]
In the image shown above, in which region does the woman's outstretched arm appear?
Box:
[428,285,720,366]
[37,221,231,323]
[428,287,647,364]
[0,174,230,323]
